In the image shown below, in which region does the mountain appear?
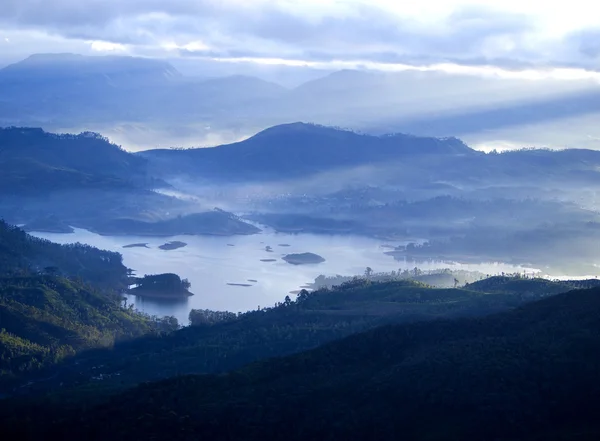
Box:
[0,54,286,127]
[140,122,474,181]
[0,53,180,85]
[5,285,600,440]
[0,127,150,195]
[2,55,599,150]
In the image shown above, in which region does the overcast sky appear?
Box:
[1,0,599,74]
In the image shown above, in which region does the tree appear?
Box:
[43,266,60,276]
[364,267,373,279]
[296,289,310,302]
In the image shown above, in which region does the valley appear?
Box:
[2,48,600,441]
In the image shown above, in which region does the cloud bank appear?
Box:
[1,0,599,71]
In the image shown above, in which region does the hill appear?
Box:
[5,285,600,440]
[5,276,585,397]
[0,128,259,237]
[0,221,177,387]
[140,122,474,181]
[0,220,127,289]
[0,275,154,383]
[0,127,151,195]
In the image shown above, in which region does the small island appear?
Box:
[247,279,258,283]
[159,241,187,251]
[128,273,193,299]
[278,244,291,247]
[265,246,273,252]
[260,258,277,262]
[227,283,253,287]
[123,243,150,249]
[282,252,326,265]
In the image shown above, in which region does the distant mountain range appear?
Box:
[139,121,600,190]
[0,54,286,126]
[2,53,599,150]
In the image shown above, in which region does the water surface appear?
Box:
[32,228,534,324]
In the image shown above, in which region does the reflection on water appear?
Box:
[31,228,536,325]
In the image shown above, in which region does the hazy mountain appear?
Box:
[3,54,600,150]
[0,127,150,195]
[0,54,287,127]
[0,53,180,85]
[140,122,474,181]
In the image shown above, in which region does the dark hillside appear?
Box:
[0,127,151,195]
[14,286,600,441]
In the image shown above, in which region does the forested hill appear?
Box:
[0,220,127,290]
[15,286,600,441]
[0,127,153,195]
[0,221,176,387]
[7,276,592,399]
[139,122,475,181]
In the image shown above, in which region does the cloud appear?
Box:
[90,40,127,52]
[1,0,600,72]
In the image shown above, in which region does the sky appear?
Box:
[1,0,600,74]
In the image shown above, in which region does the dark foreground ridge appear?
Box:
[3,285,600,440]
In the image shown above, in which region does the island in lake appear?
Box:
[159,241,187,251]
[128,273,193,299]
[265,246,273,252]
[282,252,326,265]
[123,243,149,249]
[260,258,277,262]
[247,279,258,283]
[227,283,252,287]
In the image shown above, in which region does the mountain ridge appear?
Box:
[139,122,475,181]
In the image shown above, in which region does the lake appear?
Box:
[31,228,536,324]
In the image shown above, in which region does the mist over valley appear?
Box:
[3,9,600,436]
